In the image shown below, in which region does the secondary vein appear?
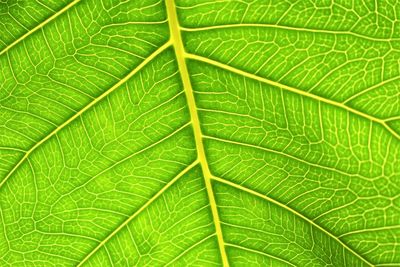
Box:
[186,53,400,141]
[180,23,399,42]
[76,160,200,266]
[0,42,171,191]
[211,176,374,267]
[0,0,81,57]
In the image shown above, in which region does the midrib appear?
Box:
[165,0,229,266]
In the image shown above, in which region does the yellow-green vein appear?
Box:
[0,42,171,190]
[77,160,200,266]
[165,0,229,266]
[0,0,81,56]
[211,175,374,267]
[186,53,400,141]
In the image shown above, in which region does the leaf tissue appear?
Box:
[0,0,399,266]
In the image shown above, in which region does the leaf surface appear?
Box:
[0,0,399,266]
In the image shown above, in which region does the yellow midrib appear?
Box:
[165,0,229,266]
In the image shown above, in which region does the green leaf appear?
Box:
[0,0,399,266]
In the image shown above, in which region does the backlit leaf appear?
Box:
[0,0,399,266]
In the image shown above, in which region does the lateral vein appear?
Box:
[0,42,171,190]
[0,0,81,56]
[186,53,400,141]
[211,176,374,267]
[165,1,229,266]
[180,24,398,42]
[77,160,200,266]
